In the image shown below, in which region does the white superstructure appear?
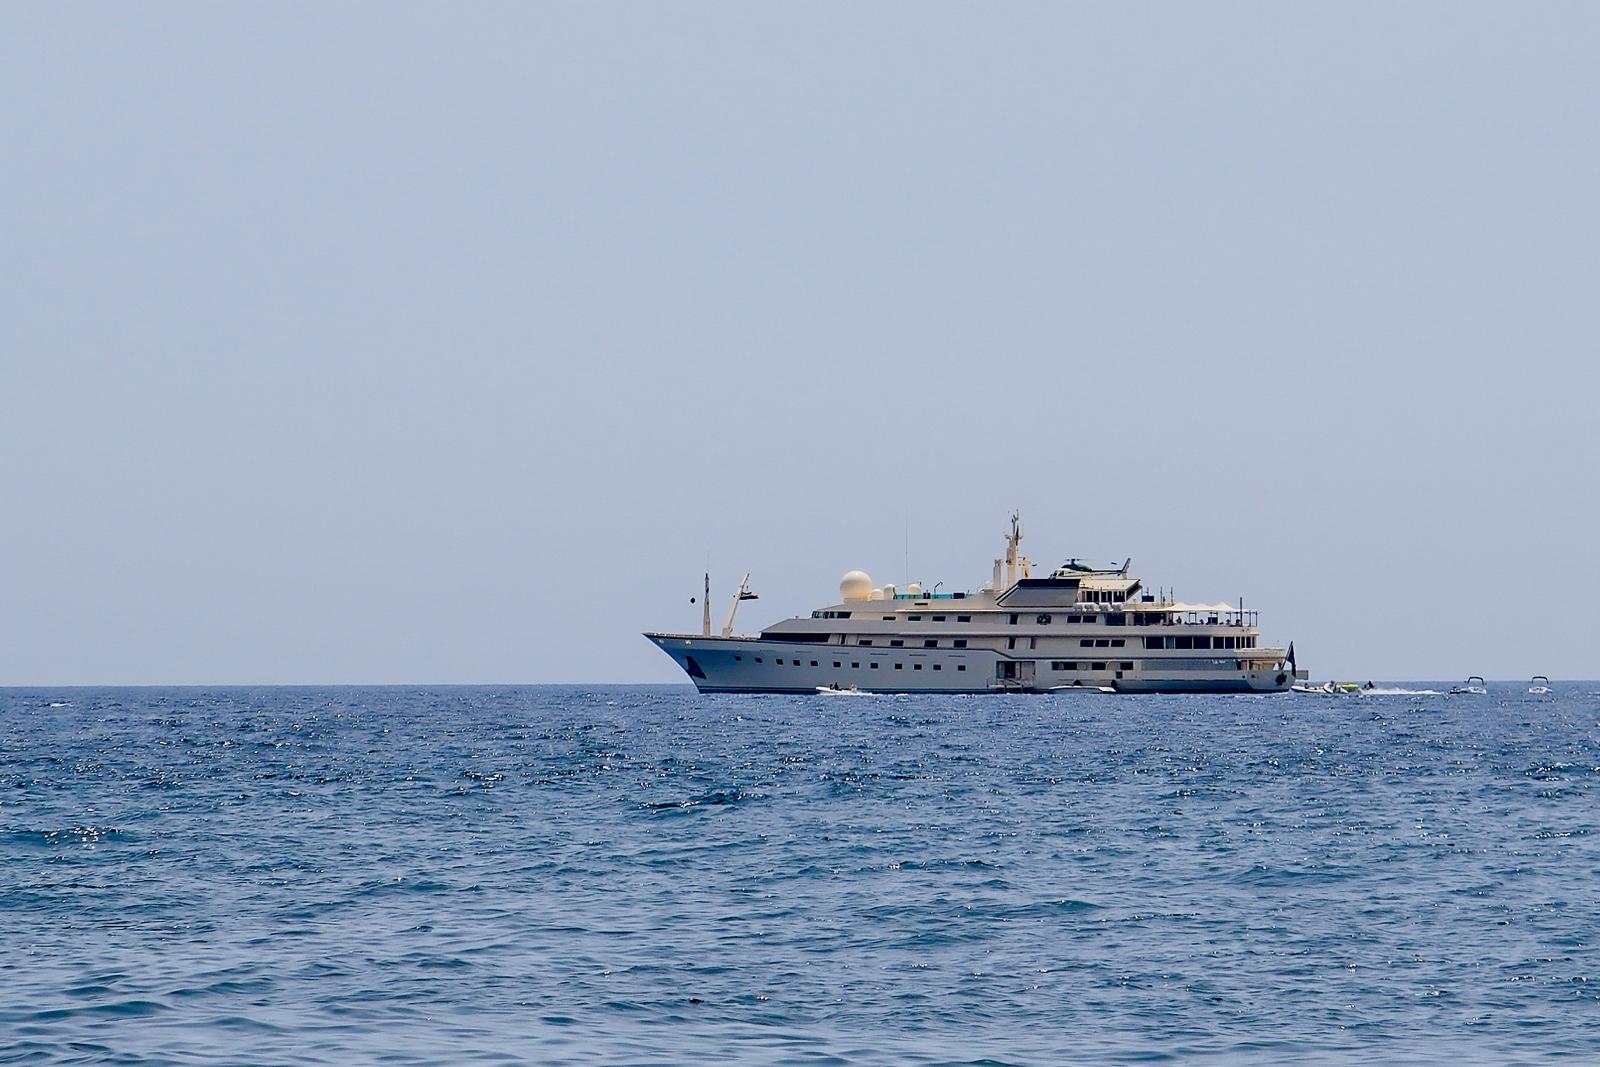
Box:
[646,516,1303,694]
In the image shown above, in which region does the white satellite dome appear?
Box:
[839,570,874,602]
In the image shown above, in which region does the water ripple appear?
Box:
[4,685,1600,1063]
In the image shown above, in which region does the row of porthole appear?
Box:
[734,654,967,672]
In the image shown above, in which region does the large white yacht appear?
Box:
[646,516,1304,694]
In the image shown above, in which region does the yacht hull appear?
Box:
[645,633,1293,695]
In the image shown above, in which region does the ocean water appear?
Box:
[5,685,1600,1065]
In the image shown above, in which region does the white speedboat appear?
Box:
[1528,676,1553,695]
[815,683,870,696]
[1293,681,1370,695]
[1449,676,1488,695]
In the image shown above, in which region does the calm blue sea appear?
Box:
[5,685,1600,1065]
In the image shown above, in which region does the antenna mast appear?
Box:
[702,572,712,637]
[1005,512,1023,587]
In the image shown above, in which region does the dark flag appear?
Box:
[1287,642,1297,672]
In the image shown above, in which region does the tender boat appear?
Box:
[646,514,1302,694]
[1293,681,1372,696]
[816,683,869,696]
[1528,676,1553,695]
[1449,676,1488,695]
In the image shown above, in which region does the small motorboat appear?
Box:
[1449,676,1488,695]
[1528,675,1553,695]
[1293,681,1367,695]
[1047,683,1117,694]
[816,683,869,696]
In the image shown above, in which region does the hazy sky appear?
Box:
[4,4,1597,684]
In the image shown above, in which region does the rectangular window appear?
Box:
[735,655,743,661]
[932,615,945,622]
[755,657,763,662]
[1111,639,1125,647]
[1092,661,1107,671]
[1106,613,1125,626]
[1176,635,1193,650]
[1080,638,1094,647]
[889,639,904,647]
[894,663,903,670]
[908,615,921,621]
[1096,639,1110,648]
[1194,636,1211,650]
[882,616,894,621]
[923,639,938,648]
[1007,637,1017,650]
[1120,661,1133,670]
[1144,637,1162,650]
[933,664,942,671]
[793,659,801,666]
[953,639,967,649]
[913,663,923,670]
[1009,614,1019,625]
[852,662,860,669]
[859,639,873,646]
[957,665,966,671]
[870,662,879,669]
[833,662,841,668]
[957,615,971,623]
[810,660,818,667]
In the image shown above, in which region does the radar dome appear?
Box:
[839,570,873,602]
